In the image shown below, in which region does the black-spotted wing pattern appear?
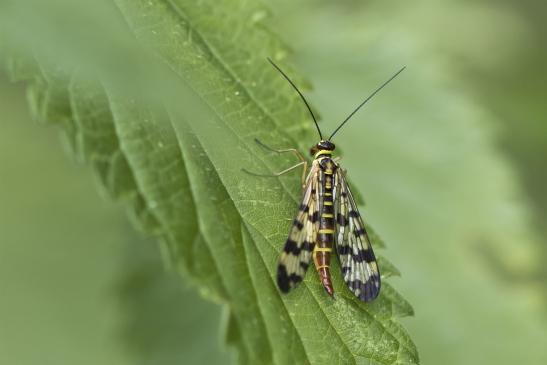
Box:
[277,166,319,293]
[334,168,381,301]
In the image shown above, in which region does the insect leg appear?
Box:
[244,138,309,186]
[242,161,306,178]
[255,138,306,161]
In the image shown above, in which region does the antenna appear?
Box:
[267,58,323,140]
[328,66,406,140]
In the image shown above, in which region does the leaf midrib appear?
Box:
[173,119,277,364]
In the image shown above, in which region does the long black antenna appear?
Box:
[267,58,323,140]
[328,66,406,140]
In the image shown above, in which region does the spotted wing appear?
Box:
[277,167,319,293]
[334,169,381,301]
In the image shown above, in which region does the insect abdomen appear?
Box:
[313,158,336,296]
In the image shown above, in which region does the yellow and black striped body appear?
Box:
[276,141,380,301]
[313,151,337,295]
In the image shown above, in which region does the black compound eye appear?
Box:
[319,140,335,150]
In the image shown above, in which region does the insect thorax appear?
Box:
[315,155,337,171]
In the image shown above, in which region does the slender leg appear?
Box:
[242,161,306,178]
[243,138,309,187]
[255,138,307,164]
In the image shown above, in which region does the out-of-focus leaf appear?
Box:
[0,74,229,365]
[117,235,231,365]
[0,76,132,365]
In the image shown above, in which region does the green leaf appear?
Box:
[0,0,418,364]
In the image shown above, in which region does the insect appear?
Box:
[247,59,405,302]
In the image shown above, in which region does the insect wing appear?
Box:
[334,169,381,301]
[277,168,319,293]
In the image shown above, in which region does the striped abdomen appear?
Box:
[313,157,336,296]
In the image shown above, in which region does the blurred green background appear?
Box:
[0,77,230,364]
[1,0,546,364]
